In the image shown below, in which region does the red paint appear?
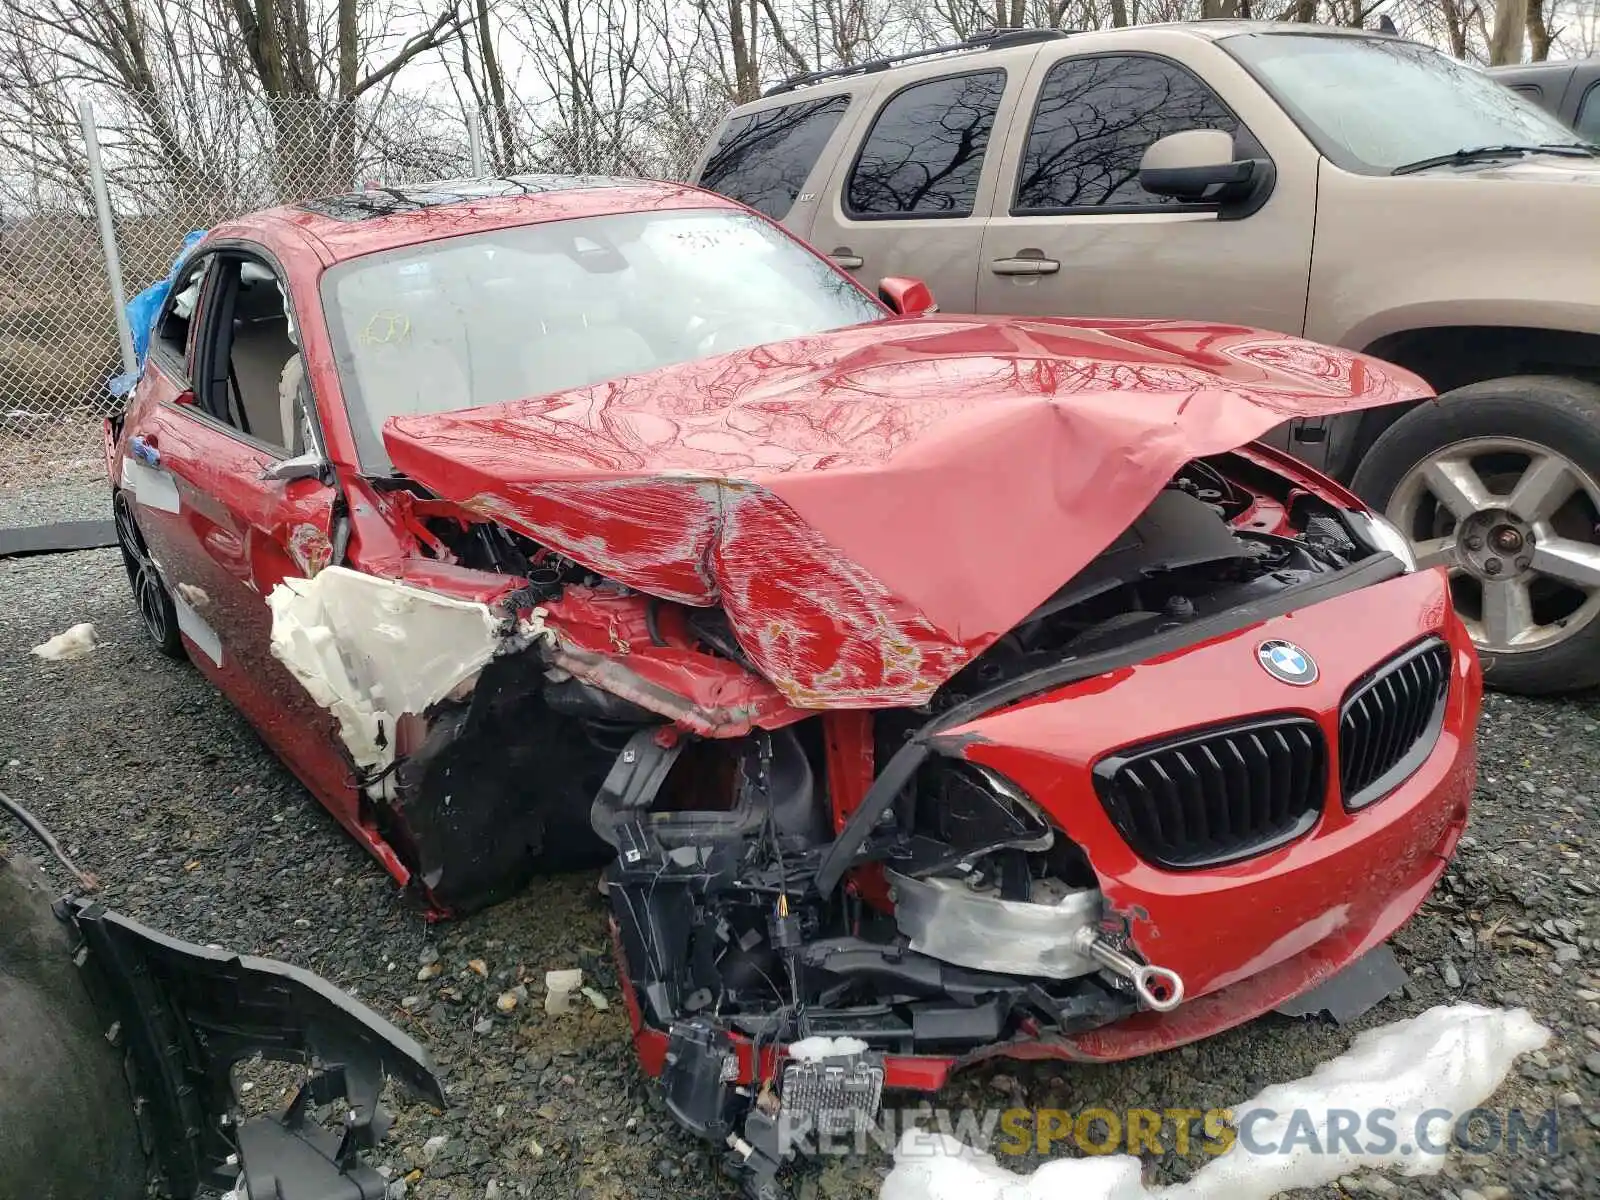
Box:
[540,586,809,735]
[822,711,875,833]
[950,568,1479,999]
[877,276,937,317]
[616,571,1479,1089]
[387,315,1429,707]
[105,177,1468,1051]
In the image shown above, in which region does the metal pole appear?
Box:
[79,97,136,378]
[468,110,487,178]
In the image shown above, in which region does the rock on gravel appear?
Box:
[2,548,1598,1199]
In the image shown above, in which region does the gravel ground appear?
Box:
[0,475,113,527]
[0,424,104,493]
[2,540,1598,1200]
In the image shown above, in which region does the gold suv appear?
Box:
[695,22,1600,695]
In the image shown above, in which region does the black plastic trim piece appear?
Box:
[1091,713,1326,869]
[59,897,444,1197]
[1337,637,1451,811]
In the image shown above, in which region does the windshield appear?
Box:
[321,208,883,471]
[1223,33,1585,174]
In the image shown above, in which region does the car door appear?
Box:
[804,52,1037,312]
[119,246,355,818]
[978,40,1318,334]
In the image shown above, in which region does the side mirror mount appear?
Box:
[260,450,331,485]
[1139,130,1267,209]
[877,276,938,317]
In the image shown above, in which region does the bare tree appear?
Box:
[1488,0,1527,61]
[1525,0,1554,58]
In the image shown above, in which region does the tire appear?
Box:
[1351,375,1600,695]
[113,491,185,660]
[0,856,146,1199]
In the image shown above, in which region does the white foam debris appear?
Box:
[880,1005,1550,1200]
[882,1133,1147,1200]
[788,1035,870,1062]
[545,969,583,1015]
[267,567,508,770]
[31,622,97,661]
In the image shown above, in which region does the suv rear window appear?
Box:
[698,96,850,220]
[1016,55,1240,212]
[847,70,1007,217]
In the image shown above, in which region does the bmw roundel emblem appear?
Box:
[1257,639,1319,686]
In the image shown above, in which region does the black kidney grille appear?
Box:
[1093,716,1326,869]
[1339,639,1451,810]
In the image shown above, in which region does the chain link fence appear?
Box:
[0,91,698,490]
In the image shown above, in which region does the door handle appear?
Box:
[990,255,1061,276]
[128,434,160,467]
[829,248,864,269]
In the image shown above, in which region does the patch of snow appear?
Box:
[880,1005,1549,1200]
[788,1035,870,1061]
[31,622,97,661]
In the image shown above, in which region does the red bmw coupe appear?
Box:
[106,176,1478,1190]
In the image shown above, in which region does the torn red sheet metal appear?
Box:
[385,316,1431,707]
[540,587,809,735]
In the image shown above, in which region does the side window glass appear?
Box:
[196,257,302,451]
[1577,82,1600,141]
[699,95,851,220]
[1016,55,1243,212]
[154,258,208,365]
[847,70,1007,217]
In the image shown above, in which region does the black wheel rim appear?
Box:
[115,497,170,645]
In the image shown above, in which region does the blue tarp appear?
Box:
[108,229,206,397]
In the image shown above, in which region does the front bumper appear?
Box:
[618,568,1478,1091]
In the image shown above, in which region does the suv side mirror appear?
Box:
[877,276,938,317]
[1139,130,1263,204]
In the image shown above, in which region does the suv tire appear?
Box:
[1352,375,1600,695]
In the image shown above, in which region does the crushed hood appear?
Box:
[384,315,1430,707]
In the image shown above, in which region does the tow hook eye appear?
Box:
[1074,929,1186,1013]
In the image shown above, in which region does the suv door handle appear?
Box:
[829,248,864,269]
[991,255,1060,276]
